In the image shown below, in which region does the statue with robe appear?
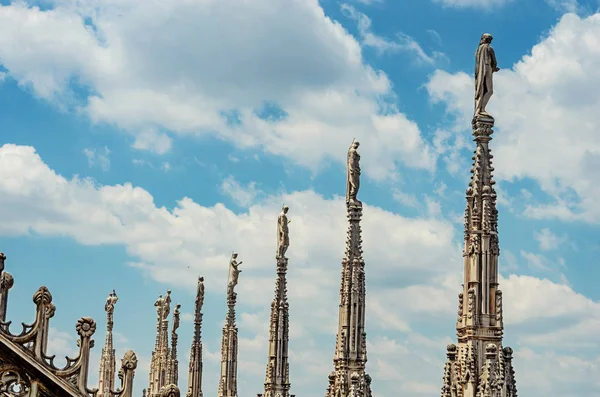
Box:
[105,289,118,314]
[196,276,205,311]
[346,140,361,206]
[228,253,242,296]
[474,33,500,118]
[154,294,164,321]
[172,304,181,332]
[163,290,172,319]
[276,206,290,259]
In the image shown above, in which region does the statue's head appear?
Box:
[282,205,289,213]
[232,252,238,258]
[353,141,360,148]
[199,276,204,282]
[166,289,172,295]
[480,33,493,44]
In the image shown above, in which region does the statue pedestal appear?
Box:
[472,114,494,140]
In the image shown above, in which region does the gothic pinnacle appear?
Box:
[325,140,372,397]
[439,34,517,397]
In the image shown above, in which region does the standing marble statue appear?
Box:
[277,205,290,259]
[196,276,205,311]
[154,294,164,321]
[173,304,181,332]
[163,290,172,319]
[474,33,500,118]
[346,140,361,206]
[105,289,118,314]
[227,253,242,296]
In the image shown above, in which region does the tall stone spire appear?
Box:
[439,34,517,397]
[259,206,293,397]
[148,290,181,397]
[325,140,372,397]
[187,276,205,397]
[218,253,242,397]
[98,290,119,397]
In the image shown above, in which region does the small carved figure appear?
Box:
[474,33,499,118]
[173,304,181,331]
[196,276,205,311]
[228,253,242,295]
[163,290,172,319]
[276,206,291,259]
[467,289,475,319]
[457,292,464,323]
[346,140,362,206]
[154,294,164,321]
[105,289,118,314]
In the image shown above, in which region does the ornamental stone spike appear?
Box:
[259,207,293,397]
[187,276,205,397]
[148,290,180,397]
[325,140,372,397]
[440,34,517,397]
[98,290,119,397]
[218,253,241,397]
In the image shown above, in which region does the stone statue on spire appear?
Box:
[105,289,118,314]
[196,276,205,312]
[163,290,172,319]
[228,253,242,296]
[277,205,291,259]
[173,304,181,332]
[154,294,164,321]
[474,33,500,119]
[346,140,362,207]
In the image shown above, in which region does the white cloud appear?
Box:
[2,143,599,396]
[340,3,444,65]
[546,0,580,13]
[431,0,515,9]
[0,0,435,181]
[0,144,600,397]
[220,176,262,208]
[83,146,111,171]
[426,13,600,223]
[534,228,567,250]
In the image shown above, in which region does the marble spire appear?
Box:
[187,276,205,397]
[147,290,181,397]
[439,34,517,397]
[259,206,293,397]
[218,253,242,397]
[325,140,372,397]
[98,290,118,397]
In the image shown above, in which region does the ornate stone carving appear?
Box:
[474,33,499,119]
[161,384,181,397]
[467,289,475,320]
[227,253,242,297]
[457,293,464,323]
[277,206,291,259]
[0,366,30,397]
[495,290,503,323]
[346,140,362,207]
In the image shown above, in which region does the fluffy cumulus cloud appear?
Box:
[1,143,599,396]
[427,13,600,223]
[0,0,435,181]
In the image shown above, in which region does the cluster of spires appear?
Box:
[93,138,372,397]
[0,33,518,397]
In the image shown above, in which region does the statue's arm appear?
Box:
[489,47,498,70]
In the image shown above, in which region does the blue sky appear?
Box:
[1,0,599,396]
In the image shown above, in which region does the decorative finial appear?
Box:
[105,290,118,314]
[276,205,290,259]
[227,253,242,297]
[346,139,362,207]
[474,33,500,120]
